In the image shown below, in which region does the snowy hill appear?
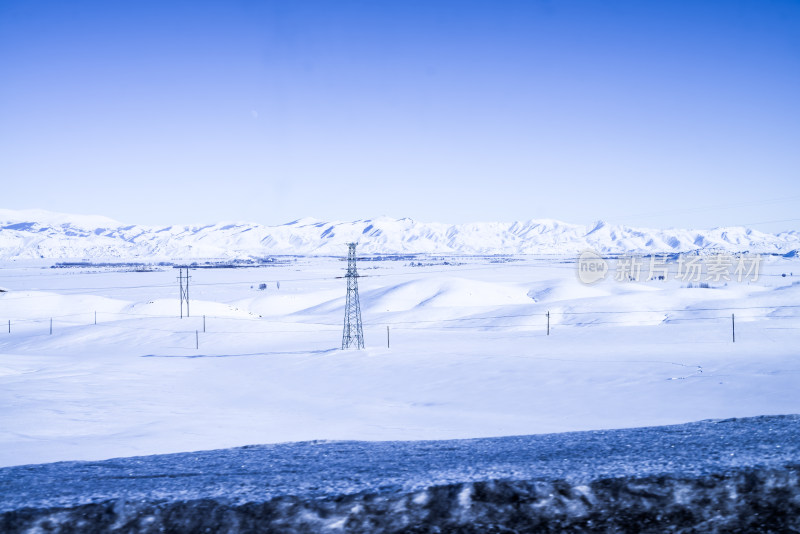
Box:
[0,209,798,260]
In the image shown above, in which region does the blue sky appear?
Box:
[1,0,798,231]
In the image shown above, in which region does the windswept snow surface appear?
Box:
[2,416,799,533]
[0,254,799,467]
[1,209,799,260]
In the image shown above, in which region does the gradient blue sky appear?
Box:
[1,0,798,231]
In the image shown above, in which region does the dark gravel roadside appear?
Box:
[1,414,799,532]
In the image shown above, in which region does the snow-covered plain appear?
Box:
[1,252,799,468]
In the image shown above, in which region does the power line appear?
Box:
[4,305,797,332]
[737,217,800,228]
[605,194,800,224]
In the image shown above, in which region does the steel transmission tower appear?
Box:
[178,267,190,318]
[341,243,364,349]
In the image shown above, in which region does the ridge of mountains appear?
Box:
[0,209,797,260]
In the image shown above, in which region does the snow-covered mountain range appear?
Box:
[0,209,797,261]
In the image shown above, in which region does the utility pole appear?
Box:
[342,243,364,349]
[178,267,191,318]
[178,269,183,318]
[185,268,190,317]
[732,313,735,343]
[547,311,550,336]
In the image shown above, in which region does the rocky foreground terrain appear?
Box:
[1,415,799,533]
